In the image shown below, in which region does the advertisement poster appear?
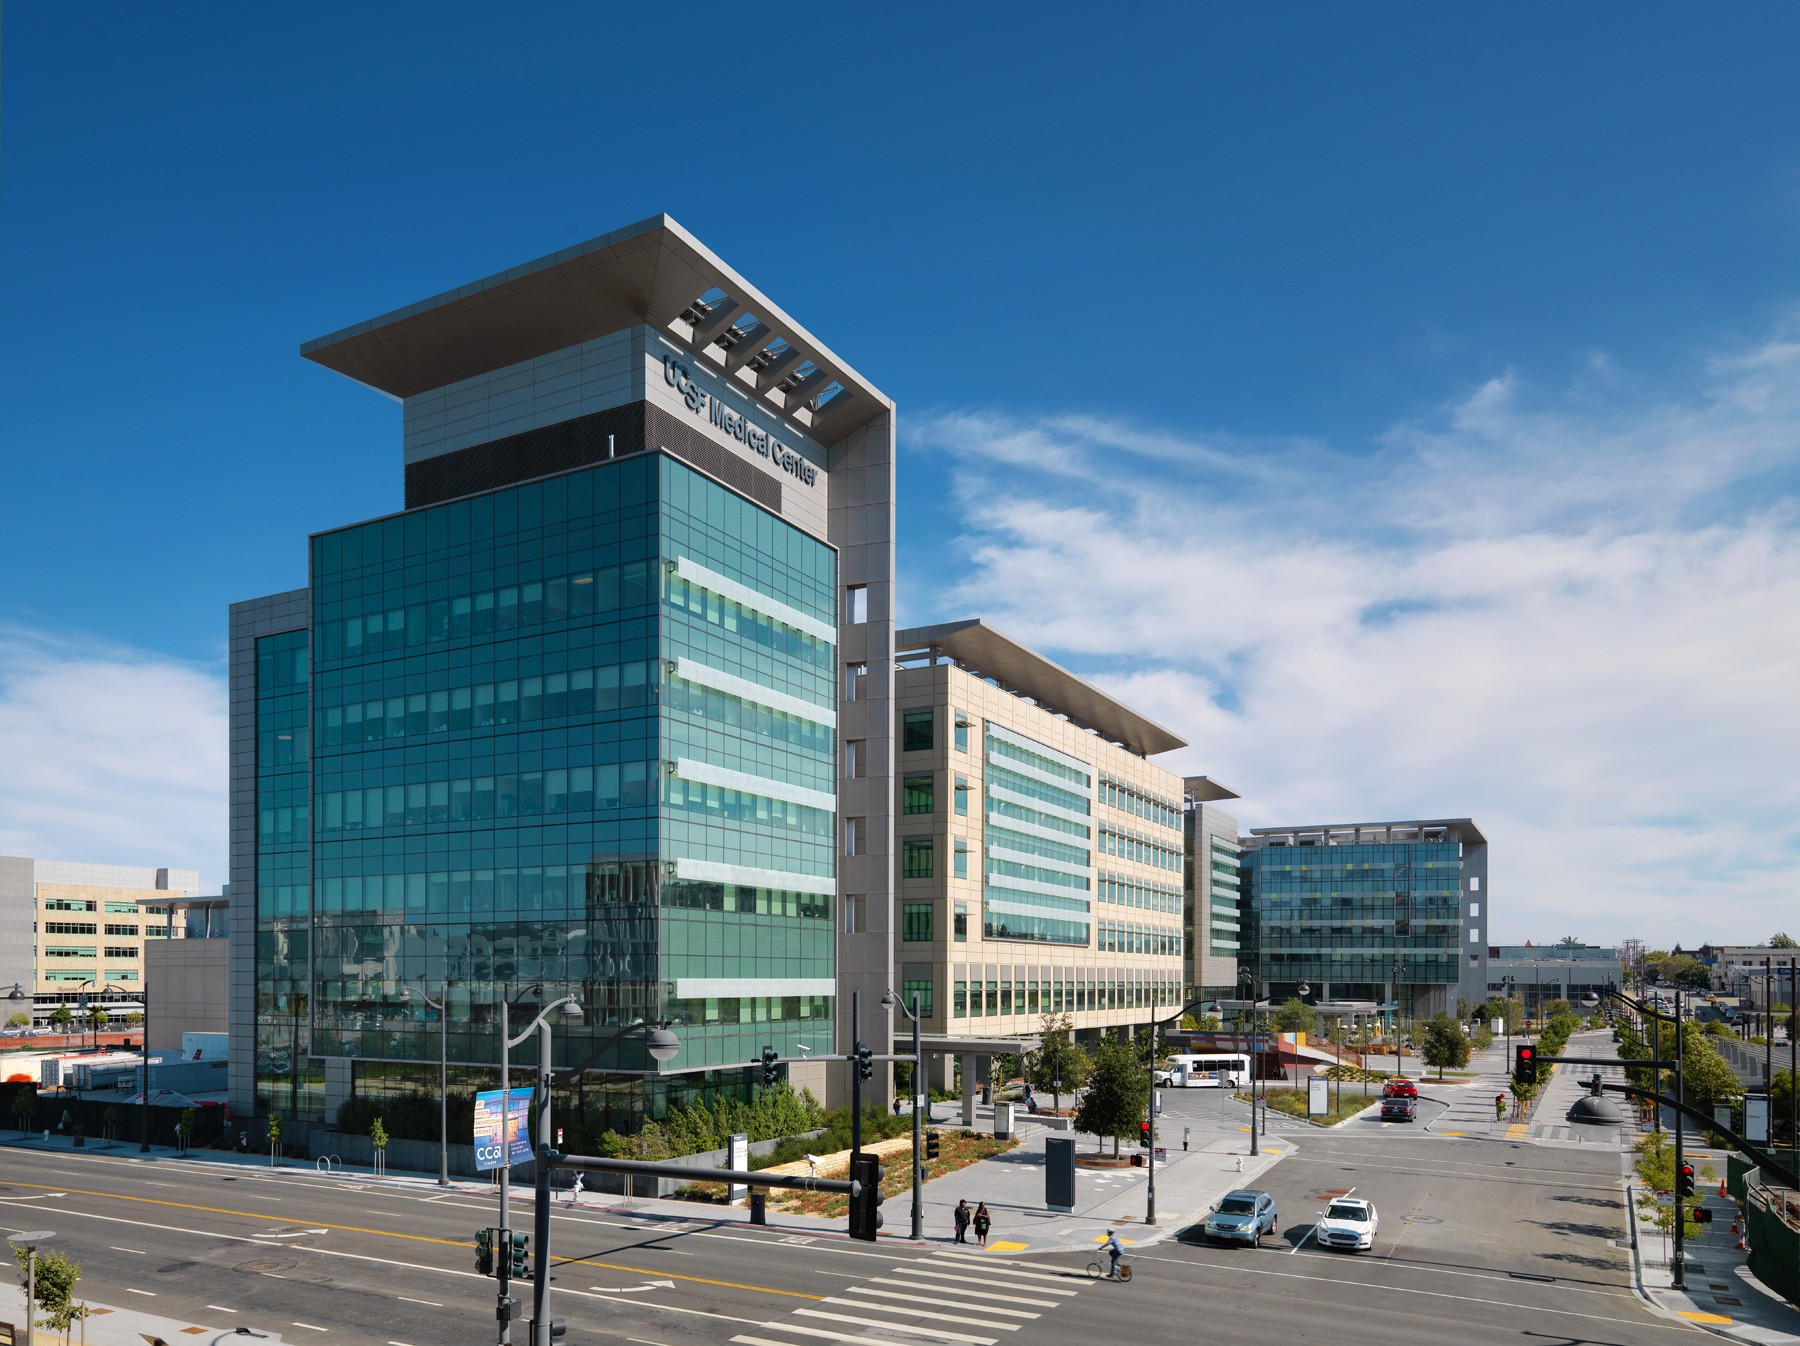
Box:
[1307,1074,1329,1117]
[473,1088,533,1171]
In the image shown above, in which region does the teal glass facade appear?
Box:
[255,452,835,1127]
[981,727,1092,946]
[1241,841,1465,1008]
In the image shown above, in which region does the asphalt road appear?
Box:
[0,1144,1107,1346]
[0,1097,1710,1346]
[1043,1091,1707,1346]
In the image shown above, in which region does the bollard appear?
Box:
[749,1192,767,1226]
[1183,1126,1190,1152]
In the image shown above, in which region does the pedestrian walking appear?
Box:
[893,1096,903,1117]
[973,1201,991,1247]
[953,1199,971,1243]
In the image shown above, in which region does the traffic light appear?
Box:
[547,1319,568,1340]
[848,1152,885,1241]
[760,1045,780,1087]
[1513,1044,1537,1087]
[510,1230,529,1277]
[1678,1165,1696,1197]
[925,1131,940,1161]
[1139,1120,1151,1147]
[856,1041,874,1081]
[475,1227,495,1277]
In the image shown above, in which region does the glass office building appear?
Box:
[1239,819,1488,1019]
[230,216,898,1133]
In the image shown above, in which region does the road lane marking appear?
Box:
[109,1246,144,1253]
[833,1286,1038,1318]
[206,1306,238,1314]
[125,1288,155,1296]
[397,1297,442,1306]
[827,1295,1024,1331]
[794,1308,997,1343]
[293,1322,328,1332]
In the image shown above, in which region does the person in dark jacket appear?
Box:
[973,1202,992,1247]
[953,1199,971,1243]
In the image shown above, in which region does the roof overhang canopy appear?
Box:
[898,619,1187,758]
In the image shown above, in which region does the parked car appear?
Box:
[1202,1188,1278,1246]
[1382,1078,1419,1099]
[1316,1197,1379,1251]
[1380,1095,1418,1122]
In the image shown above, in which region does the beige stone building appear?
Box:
[890,622,1188,1082]
[0,857,196,1019]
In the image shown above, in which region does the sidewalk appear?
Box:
[1630,1147,1800,1345]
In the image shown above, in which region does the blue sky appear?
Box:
[3,5,1798,944]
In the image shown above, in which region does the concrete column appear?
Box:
[961,1052,978,1126]
[927,1050,954,1093]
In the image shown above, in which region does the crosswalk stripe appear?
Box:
[837,1286,1040,1319]
[826,1294,1024,1331]
[927,1255,1085,1283]
[771,1322,979,1346]
[890,1268,1076,1299]
[795,1309,998,1344]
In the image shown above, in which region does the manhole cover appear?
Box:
[235,1258,297,1274]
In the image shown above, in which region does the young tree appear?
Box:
[1271,998,1318,1034]
[1542,998,1574,1020]
[1075,1038,1149,1156]
[11,1085,35,1136]
[11,1244,88,1340]
[4,1012,29,1030]
[1027,1014,1090,1114]
[1420,1013,1471,1080]
[87,1005,110,1037]
[1769,932,1798,949]
[1677,1024,1745,1113]
[49,1005,74,1031]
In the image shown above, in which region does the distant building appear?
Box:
[144,893,230,1047]
[1486,943,1623,1015]
[0,856,197,1021]
[1701,945,1800,1006]
[1239,819,1488,1019]
[1184,779,1243,1010]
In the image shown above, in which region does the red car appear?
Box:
[1382,1079,1419,1099]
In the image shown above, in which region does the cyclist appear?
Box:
[1103,1228,1125,1279]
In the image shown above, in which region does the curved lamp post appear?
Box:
[880,988,924,1240]
[401,984,453,1188]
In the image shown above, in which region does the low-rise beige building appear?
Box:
[891,622,1188,1082]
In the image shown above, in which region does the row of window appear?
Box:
[987,819,1090,868]
[952,975,1180,1017]
[42,900,166,915]
[315,660,660,746]
[985,732,1089,789]
[1096,921,1181,957]
[901,773,972,817]
[1098,774,1181,831]
[1096,874,1180,913]
[1097,824,1180,871]
[43,969,141,983]
[43,941,160,957]
[900,834,971,880]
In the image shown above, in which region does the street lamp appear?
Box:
[401,983,452,1187]
[880,988,925,1241]
[529,1007,684,1346]
[1238,968,1264,1158]
[1142,991,1223,1225]
[9,1230,55,1341]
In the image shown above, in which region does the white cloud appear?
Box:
[909,328,1800,946]
[0,626,225,889]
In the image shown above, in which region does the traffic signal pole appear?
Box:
[1672,988,1685,1289]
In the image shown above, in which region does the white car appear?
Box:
[1315,1197,1378,1252]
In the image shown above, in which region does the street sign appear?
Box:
[1307,1075,1329,1117]
[472,1089,533,1171]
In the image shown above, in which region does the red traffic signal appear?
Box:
[1139,1120,1151,1147]
[1677,1164,1696,1197]
[1513,1044,1538,1087]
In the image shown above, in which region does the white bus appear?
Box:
[1156,1053,1251,1088]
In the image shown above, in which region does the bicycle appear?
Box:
[1085,1258,1132,1282]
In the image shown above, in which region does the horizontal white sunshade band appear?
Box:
[985,897,1091,920]
[987,752,1093,798]
[674,556,837,644]
[673,977,837,998]
[674,657,837,727]
[675,757,837,813]
[984,721,1093,777]
[674,857,836,896]
[986,814,1090,848]
[983,870,1089,899]
[986,845,1094,879]
[987,783,1091,828]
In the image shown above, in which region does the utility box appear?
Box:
[994,1101,1015,1139]
[1045,1135,1075,1211]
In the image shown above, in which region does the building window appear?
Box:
[954,713,970,753]
[845,740,864,779]
[844,896,861,933]
[903,709,935,752]
[969,979,984,1017]
[902,977,934,1018]
[845,584,868,623]
[954,981,968,1016]
[903,773,935,814]
[902,902,933,941]
[953,841,969,880]
[902,836,935,879]
[844,817,864,856]
[953,776,969,816]
[845,662,868,701]
[953,902,968,941]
